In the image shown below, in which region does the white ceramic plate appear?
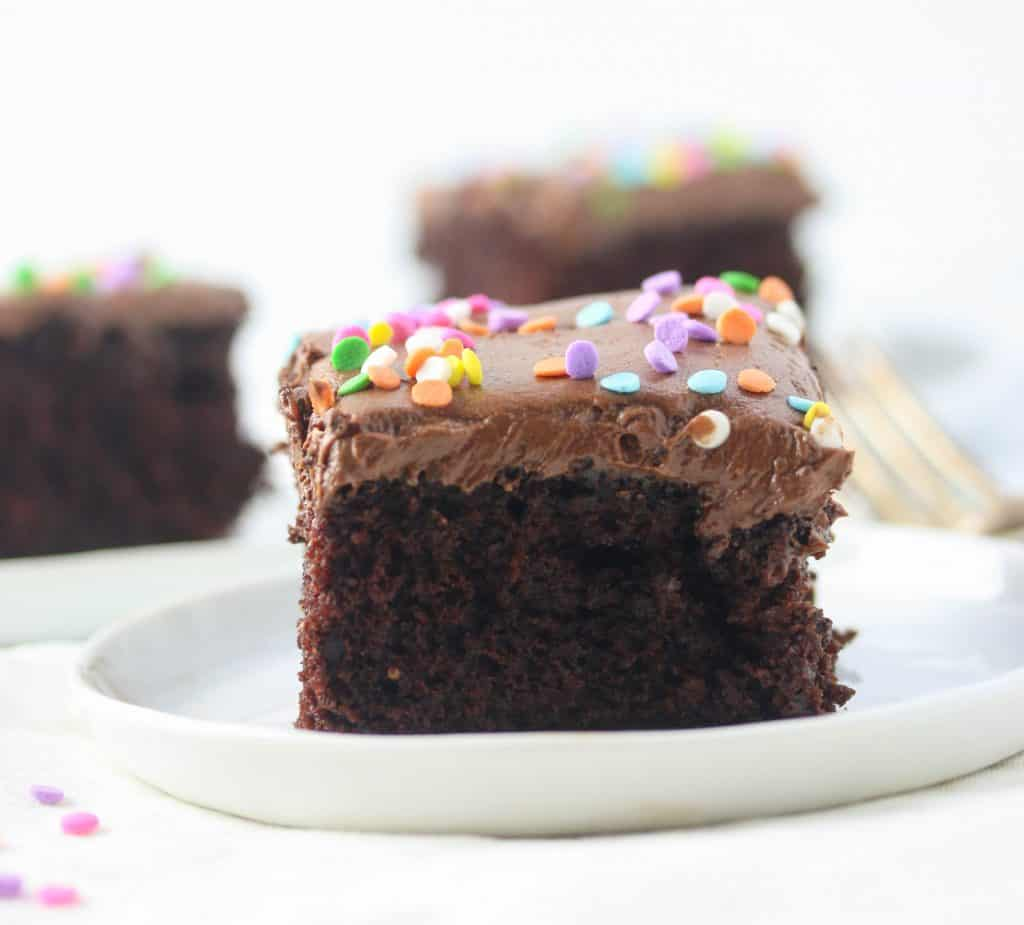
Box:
[74,523,1024,836]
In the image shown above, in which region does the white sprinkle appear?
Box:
[766,312,802,345]
[701,291,739,321]
[415,355,452,382]
[361,345,398,374]
[405,327,446,353]
[810,415,844,449]
[443,299,472,323]
[685,409,731,449]
[775,298,806,332]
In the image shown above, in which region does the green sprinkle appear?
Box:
[143,259,177,289]
[11,262,39,294]
[331,336,370,372]
[337,371,371,396]
[707,130,748,170]
[71,269,94,295]
[719,270,760,294]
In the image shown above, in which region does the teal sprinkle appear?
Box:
[11,262,39,294]
[576,300,614,328]
[687,369,727,395]
[599,371,640,395]
[787,395,814,413]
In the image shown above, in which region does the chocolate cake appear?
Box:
[0,257,264,558]
[279,272,852,733]
[416,137,816,306]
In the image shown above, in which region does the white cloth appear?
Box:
[2,644,1023,923]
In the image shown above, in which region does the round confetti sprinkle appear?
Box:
[644,340,678,373]
[98,258,141,292]
[719,270,760,293]
[687,369,727,395]
[337,372,371,396]
[684,320,718,342]
[367,321,393,347]
[446,355,465,386]
[11,262,39,293]
[462,348,483,386]
[533,356,569,378]
[670,294,705,316]
[443,299,472,322]
[766,312,801,345]
[641,269,683,296]
[331,336,370,372]
[489,307,530,333]
[803,401,832,429]
[811,415,843,449]
[600,372,641,394]
[404,346,437,378]
[440,337,464,357]
[333,325,369,347]
[575,300,614,328]
[61,812,99,836]
[758,275,794,305]
[385,312,418,343]
[683,410,731,449]
[626,291,660,323]
[518,315,557,334]
[458,319,490,337]
[653,314,689,352]
[702,291,739,321]
[737,368,776,393]
[565,340,599,379]
[405,327,446,353]
[37,885,79,908]
[366,366,401,390]
[467,293,491,314]
[30,784,64,805]
[0,874,23,899]
[361,344,398,374]
[716,307,757,345]
[71,270,94,295]
[694,276,734,297]
[739,302,764,323]
[411,379,453,407]
[440,327,476,349]
[416,355,453,382]
[788,395,814,413]
[775,298,806,332]
[422,307,452,327]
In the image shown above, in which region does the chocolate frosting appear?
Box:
[280,289,852,537]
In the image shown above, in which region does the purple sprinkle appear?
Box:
[332,325,369,347]
[488,307,530,333]
[740,302,764,323]
[694,276,735,297]
[30,784,63,805]
[385,312,419,342]
[97,257,142,293]
[0,874,22,899]
[641,269,683,296]
[653,314,689,353]
[565,340,599,379]
[440,327,475,349]
[644,340,678,374]
[684,319,719,342]
[626,291,660,323]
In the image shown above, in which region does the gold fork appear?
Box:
[813,338,1024,537]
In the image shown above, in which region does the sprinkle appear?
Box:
[367,321,394,347]
[421,307,452,327]
[443,299,473,323]
[765,312,802,345]
[775,298,806,332]
[30,784,64,805]
[11,262,39,293]
[385,312,418,343]
[71,269,94,295]
[360,345,398,374]
[404,346,436,377]
[739,302,764,323]
[670,294,705,316]
[0,874,23,899]
[719,270,760,293]
[716,307,757,345]
[446,355,465,386]
[684,410,731,448]
[653,314,689,352]
[467,293,492,315]
[518,315,557,334]
[737,368,776,393]
[416,355,453,382]
[440,337,464,357]
[458,319,490,337]
[565,340,599,379]
[684,320,718,342]
[307,379,336,413]
[61,811,99,836]
[41,273,71,294]
[758,276,794,305]
[37,885,79,908]
[803,401,832,429]
[788,395,814,413]
[411,379,453,407]
[626,291,660,323]
[687,369,727,395]
[488,307,530,333]
[600,371,641,394]
[575,300,614,328]
[337,372,371,396]
[405,327,446,353]
[440,327,476,349]
[810,415,844,449]
[142,258,176,289]
[332,325,370,347]
[702,291,739,321]
[331,336,370,372]
[366,366,401,390]
[641,269,683,296]
[97,258,142,292]
[694,276,734,297]
[533,356,569,378]
[462,348,483,386]
[644,340,678,373]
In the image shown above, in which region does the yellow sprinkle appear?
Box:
[803,401,831,429]
[368,321,393,348]
[446,354,465,387]
[462,348,483,386]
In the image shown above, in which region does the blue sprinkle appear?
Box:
[600,371,641,395]
[576,300,615,328]
[610,146,649,188]
[788,395,814,413]
[687,369,727,395]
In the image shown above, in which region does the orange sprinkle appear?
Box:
[458,319,490,337]
[404,346,436,378]
[307,379,335,414]
[716,307,757,345]
[366,366,401,390]
[518,315,557,334]
[532,356,569,378]
[439,337,464,357]
[737,368,776,394]
[758,276,794,305]
[670,294,705,315]
[411,379,453,407]
[41,273,71,294]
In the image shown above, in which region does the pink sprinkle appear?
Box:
[467,293,491,315]
[0,874,23,899]
[694,276,735,297]
[440,327,475,349]
[332,325,370,347]
[38,885,79,907]
[421,307,452,327]
[626,291,660,323]
[30,784,64,805]
[740,302,764,323]
[61,812,99,836]
[385,312,419,343]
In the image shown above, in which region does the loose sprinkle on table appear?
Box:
[600,371,641,394]
[331,336,370,372]
[641,269,682,296]
[575,300,614,328]
[366,366,401,390]
[766,312,801,345]
[61,812,99,836]
[670,294,704,316]
[716,307,757,345]
[533,356,569,378]
[788,395,814,413]
[653,314,688,352]
[803,401,832,429]
[644,340,678,373]
[337,372,372,396]
[684,320,718,342]
[518,315,557,334]
[37,885,79,908]
[462,348,483,386]
[683,410,731,448]
[411,379,453,407]
[308,379,336,413]
[687,369,727,395]
[0,874,23,899]
[565,340,599,379]
[758,275,794,305]
[367,321,393,347]
[626,291,660,323]
[719,270,760,293]
[30,784,64,805]
[737,368,776,393]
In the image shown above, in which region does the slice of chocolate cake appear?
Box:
[0,257,264,558]
[279,273,852,733]
[416,137,816,307]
